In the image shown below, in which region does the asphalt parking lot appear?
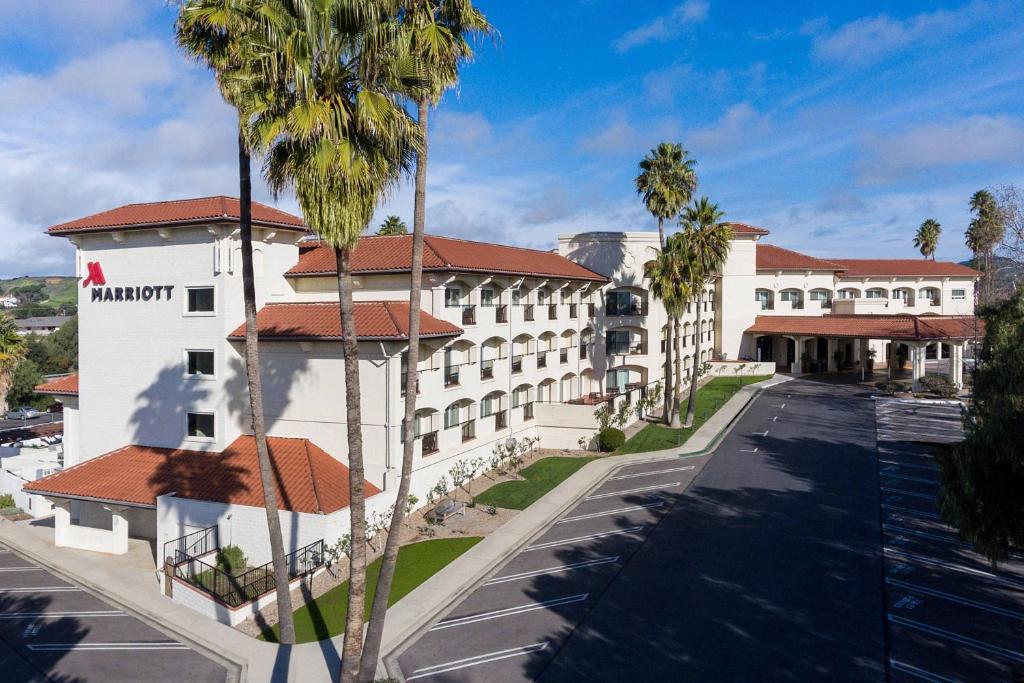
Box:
[396,380,888,681]
[0,542,229,682]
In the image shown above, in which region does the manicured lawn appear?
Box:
[261,536,481,643]
[474,456,600,510]
[617,375,773,455]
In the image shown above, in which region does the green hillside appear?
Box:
[0,276,77,317]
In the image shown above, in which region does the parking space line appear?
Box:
[881,487,936,501]
[0,610,124,620]
[882,504,941,520]
[525,527,645,551]
[608,466,693,481]
[484,557,620,586]
[739,448,758,453]
[430,594,589,631]
[407,642,549,680]
[886,578,1024,620]
[880,460,939,472]
[884,548,1024,588]
[27,642,191,652]
[881,472,938,485]
[585,483,680,500]
[0,567,43,572]
[883,524,968,547]
[889,658,959,682]
[0,587,82,593]
[888,613,1024,662]
[558,502,663,523]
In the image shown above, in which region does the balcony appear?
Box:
[421,431,439,456]
[548,304,558,320]
[579,344,588,360]
[480,359,495,381]
[496,304,508,323]
[605,300,648,317]
[588,303,596,318]
[461,420,475,443]
[523,402,534,421]
[537,352,547,368]
[560,348,568,364]
[444,367,460,387]
[495,410,507,430]
[569,304,578,319]
[512,356,523,373]
[461,306,476,325]
[524,304,535,322]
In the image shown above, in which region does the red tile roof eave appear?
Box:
[226,331,463,342]
[47,216,308,236]
[284,265,610,283]
[23,488,156,509]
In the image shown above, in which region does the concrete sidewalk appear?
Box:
[378,374,791,678]
[0,375,788,683]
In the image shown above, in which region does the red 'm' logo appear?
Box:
[82,262,106,288]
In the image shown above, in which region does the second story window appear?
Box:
[187,412,215,440]
[445,286,461,308]
[481,288,495,307]
[952,289,966,300]
[511,288,522,305]
[186,350,215,377]
[186,287,215,314]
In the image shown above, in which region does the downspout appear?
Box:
[380,341,391,488]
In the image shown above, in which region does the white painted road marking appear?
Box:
[484,557,620,585]
[884,548,1024,589]
[881,472,938,485]
[880,459,939,472]
[407,642,550,680]
[772,415,778,422]
[886,577,1024,620]
[888,613,1024,662]
[585,483,680,500]
[609,466,694,481]
[525,527,645,551]
[0,610,125,620]
[761,429,769,437]
[430,594,589,630]
[27,642,191,652]
[0,567,43,572]
[880,487,936,501]
[889,658,959,683]
[558,502,663,523]
[0,587,81,593]
[739,448,758,453]
[883,524,967,547]
[882,504,941,520]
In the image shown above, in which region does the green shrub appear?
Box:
[920,374,958,398]
[598,427,626,452]
[215,545,247,574]
[0,493,15,509]
[875,380,904,396]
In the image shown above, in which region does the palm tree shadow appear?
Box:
[0,591,89,683]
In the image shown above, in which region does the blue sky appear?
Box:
[1,0,1022,278]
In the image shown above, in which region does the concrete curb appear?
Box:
[379,375,792,679]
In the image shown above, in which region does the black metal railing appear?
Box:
[524,304,535,321]
[569,304,578,319]
[512,356,523,373]
[462,306,476,325]
[481,359,494,380]
[560,349,568,364]
[496,304,508,323]
[461,420,475,442]
[172,539,324,608]
[587,303,595,317]
[579,344,588,360]
[422,431,439,455]
[163,525,218,566]
[537,352,547,368]
[548,304,558,320]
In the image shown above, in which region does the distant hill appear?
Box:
[959,256,1023,294]
[0,276,77,318]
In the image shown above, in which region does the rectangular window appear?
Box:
[186,350,215,377]
[809,290,828,301]
[606,330,630,355]
[444,404,460,429]
[481,288,495,307]
[445,287,461,307]
[186,287,215,313]
[187,412,215,439]
[952,289,966,300]
[511,288,522,305]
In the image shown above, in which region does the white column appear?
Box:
[50,498,71,548]
[951,342,964,389]
[827,339,838,372]
[106,505,130,555]
[911,344,926,392]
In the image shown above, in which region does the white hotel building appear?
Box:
[26,197,978,587]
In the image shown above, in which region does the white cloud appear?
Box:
[689,103,770,154]
[432,111,494,153]
[857,114,1024,184]
[614,1,709,53]
[809,6,968,66]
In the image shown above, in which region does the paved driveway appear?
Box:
[0,542,229,682]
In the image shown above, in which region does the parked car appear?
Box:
[5,407,41,420]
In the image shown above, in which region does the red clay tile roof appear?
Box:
[35,374,79,396]
[745,314,980,341]
[728,222,771,236]
[287,234,609,282]
[756,244,846,271]
[47,196,306,235]
[829,259,980,278]
[228,301,462,341]
[24,435,380,513]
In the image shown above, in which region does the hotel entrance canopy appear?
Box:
[745,314,979,342]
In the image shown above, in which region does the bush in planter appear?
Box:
[215,545,247,574]
[920,374,958,398]
[875,380,903,396]
[598,427,626,452]
[0,494,15,509]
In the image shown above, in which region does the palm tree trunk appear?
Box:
[237,133,295,644]
[684,303,702,428]
[0,370,11,415]
[672,315,682,428]
[357,98,429,681]
[657,216,665,249]
[336,246,369,683]
[663,317,673,425]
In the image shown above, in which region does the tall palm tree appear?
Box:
[359,4,492,677]
[0,313,26,414]
[914,218,941,260]
[635,143,697,247]
[175,0,296,643]
[634,143,697,425]
[250,4,420,681]
[678,198,732,428]
[967,190,1006,305]
[376,214,408,235]
[644,235,693,428]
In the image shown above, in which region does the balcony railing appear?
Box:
[462,306,476,325]
[569,304,578,319]
[461,420,475,443]
[512,356,523,373]
[496,304,508,323]
[548,304,558,320]
[579,344,588,360]
[605,301,648,316]
[524,304,535,321]
[399,375,420,397]
[588,303,596,318]
[495,410,507,430]
[560,348,568,364]
[537,352,547,368]
[422,431,439,455]
[444,368,460,387]
[480,359,494,381]
[523,402,534,420]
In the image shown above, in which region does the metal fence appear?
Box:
[172,539,325,608]
[163,525,219,566]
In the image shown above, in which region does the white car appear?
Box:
[5,407,41,420]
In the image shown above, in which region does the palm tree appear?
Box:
[0,313,26,414]
[376,214,408,235]
[635,143,697,247]
[249,4,420,681]
[967,190,1006,305]
[644,236,693,427]
[359,4,492,677]
[914,218,941,260]
[175,0,296,643]
[678,198,732,428]
[634,143,697,425]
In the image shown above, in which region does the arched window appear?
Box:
[755,288,774,310]
[838,287,861,299]
[865,287,887,299]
